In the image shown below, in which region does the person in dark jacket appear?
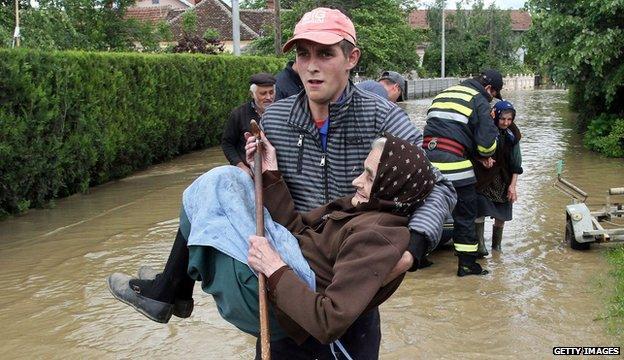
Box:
[423,69,502,276]
[221,73,275,174]
[474,100,522,255]
[107,134,436,358]
[274,60,304,101]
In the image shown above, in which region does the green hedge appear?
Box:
[0,49,284,217]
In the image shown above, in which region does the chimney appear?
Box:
[266,0,275,10]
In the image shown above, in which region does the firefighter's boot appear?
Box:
[457,253,489,277]
[475,222,488,258]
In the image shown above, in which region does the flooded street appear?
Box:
[1,90,623,359]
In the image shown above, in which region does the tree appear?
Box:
[172,13,225,54]
[422,0,523,77]
[0,0,160,51]
[246,0,423,76]
[527,0,624,157]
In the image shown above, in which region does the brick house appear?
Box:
[126,0,278,52]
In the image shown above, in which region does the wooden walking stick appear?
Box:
[250,120,271,359]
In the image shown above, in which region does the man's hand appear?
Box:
[383,251,413,286]
[248,235,286,277]
[477,157,496,169]
[244,131,279,173]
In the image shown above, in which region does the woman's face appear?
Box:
[351,147,382,206]
[498,112,514,130]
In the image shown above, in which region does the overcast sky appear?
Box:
[420,0,527,9]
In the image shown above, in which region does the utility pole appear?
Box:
[273,0,282,55]
[232,0,240,56]
[441,1,445,78]
[12,0,20,48]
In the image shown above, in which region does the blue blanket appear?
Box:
[182,165,316,291]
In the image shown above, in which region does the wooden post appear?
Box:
[273,0,282,55]
[14,0,20,47]
[250,120,271,359]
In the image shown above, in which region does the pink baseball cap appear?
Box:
[282,7,357,53]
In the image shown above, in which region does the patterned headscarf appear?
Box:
[369,134,437,216]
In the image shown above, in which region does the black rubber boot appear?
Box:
[457,253,489,277]
[137,266,194,318]
[107,273,173,323]
[128,228,195,318]
[492,225,504,252]
[475,222,488,258]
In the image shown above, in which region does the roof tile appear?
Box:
[168,0,261,41]
[409,9,531,31]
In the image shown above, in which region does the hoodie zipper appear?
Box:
[296,134,304,174]
[320,153,328,203]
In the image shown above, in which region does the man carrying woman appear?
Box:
[108,134,437,358]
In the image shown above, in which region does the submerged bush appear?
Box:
[583,114,624,158]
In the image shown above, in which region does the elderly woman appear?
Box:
[108,133,436,357]
[474,100,523,255]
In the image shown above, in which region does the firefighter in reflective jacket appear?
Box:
[423,69,503,277]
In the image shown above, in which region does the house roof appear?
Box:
[240,9,276,37]
[125,6,176,24]
[409,9,531,31]
[509,11,531,31]
[169,0,271,41]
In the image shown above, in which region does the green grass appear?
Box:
[605,246,624,344]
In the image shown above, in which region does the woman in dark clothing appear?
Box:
[474,100,523,255]
[107,133,436,359]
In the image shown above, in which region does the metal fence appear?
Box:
[406,77,466,100]
[354,74,537,100]
[404,74,536,100]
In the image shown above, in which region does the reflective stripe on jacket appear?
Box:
[424,79,499,186]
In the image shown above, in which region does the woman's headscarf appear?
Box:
[493,100,521,143]
[368,134,437,216]
[493,100,516,124]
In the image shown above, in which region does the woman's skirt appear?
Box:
[476,193,512,221]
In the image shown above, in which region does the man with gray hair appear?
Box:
[221,73,275,174]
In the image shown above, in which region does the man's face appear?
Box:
[351,147,382,206]
[295,40,359,106]
[252,85,275,113]
[484,85,498,102]
[379,79,401,102]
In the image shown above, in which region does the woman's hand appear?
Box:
[248,235,286,277]
[244,131,278,173]
[507,184,517,203]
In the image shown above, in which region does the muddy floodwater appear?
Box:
[1,90,623,359]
